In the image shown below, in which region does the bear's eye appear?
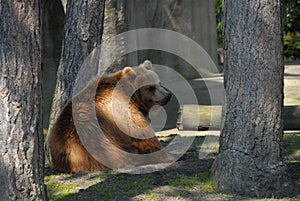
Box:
[148,86,156,92]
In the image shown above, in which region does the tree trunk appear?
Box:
[0,0,48,200]
[42,0,65,128]
[211,0,296,197]
[101,0,127,73]
[48,0,105,138]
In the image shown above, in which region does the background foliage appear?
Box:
[216,0,300,60]
[284,0,300,60]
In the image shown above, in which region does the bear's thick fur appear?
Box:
[48,61,172,173]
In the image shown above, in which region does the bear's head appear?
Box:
[114,60,172,114]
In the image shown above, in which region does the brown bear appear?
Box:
[48,60,173,173]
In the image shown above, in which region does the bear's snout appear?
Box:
[159,86,172,105]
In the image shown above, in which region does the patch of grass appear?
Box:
[167,173,214,192]
[91,174,156,199]
[44,173,70,181]
[91,174,102,181]
[45,171,113,200]
[46,181,78,201]
[198,171,209,181]
[92,185,115,198]
[284,134,300,144]
[283,134,300,159]
[175,189,189,197]
[134,186,160,201]
[142,191,158,200]
[140,174,155,181]
[163,174,215,198]
[90,170,116,181]
[168,176,198,189]
[199,180,214,191]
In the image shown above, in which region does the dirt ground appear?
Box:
[45,133,300,201]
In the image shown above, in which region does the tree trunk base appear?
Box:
[211,150,298,198]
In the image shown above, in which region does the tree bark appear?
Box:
[0,0,48,200]
[211,0,297,197]
[48,0,105,135]
[101,0,127,72]
[42,0,65,128]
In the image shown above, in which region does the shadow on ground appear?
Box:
[45,134,300,201]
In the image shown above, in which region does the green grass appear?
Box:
[144,192,158,199]
[167,172,214,192]
[169,176,200,188]
[45,171,110,200]
[283,134,300,160]
[92,185,114,198]
[284,133,300,142]
[45,173,70,180]
[163,173,215,198]
[91,174,156,199]
[46,181,78,201]
[199,171,209,181]
[199,180,215,191]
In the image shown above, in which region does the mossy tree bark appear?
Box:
[0,0,48,200]
[48,0,105,134]
[211,0,296,197]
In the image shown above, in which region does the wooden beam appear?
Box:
[177,105,300,130]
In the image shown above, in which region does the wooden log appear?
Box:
[177,105,222,130]
[177,105,300,130]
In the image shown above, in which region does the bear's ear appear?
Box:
[112,71,123,80]
[122,66,136,81]
[140,60,152,70]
